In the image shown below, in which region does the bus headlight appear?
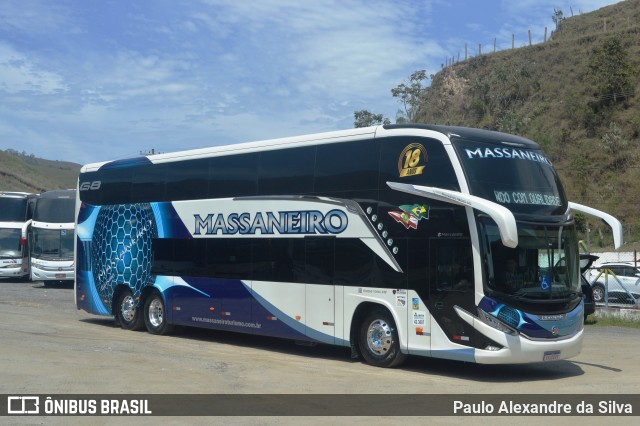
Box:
[477,308,518,336]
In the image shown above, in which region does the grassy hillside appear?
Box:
[0,150,80,193]
[416,0,640,249]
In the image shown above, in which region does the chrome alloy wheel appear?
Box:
[366,319,393,356]
[147,297,165,328]
[121,294,137,322]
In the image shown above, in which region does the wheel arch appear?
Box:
[140,284,160,303]
[111,283,156,315]
[111,283,130,316]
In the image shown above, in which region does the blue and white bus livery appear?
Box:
[75,124,622,367]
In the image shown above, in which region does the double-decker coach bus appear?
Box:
[0,191,37,280]
[75,125,622,367]
[30,190,76,283]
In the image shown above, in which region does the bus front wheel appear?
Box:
[144,291,174,335]
[358,309,406,368]
[116,288,144,331]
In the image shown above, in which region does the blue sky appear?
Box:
[0,0,622,165]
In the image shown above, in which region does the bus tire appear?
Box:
[144,291,174,335]
[358,308,406,368]
[116,288,144,331]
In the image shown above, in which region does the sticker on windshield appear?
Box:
[494,190,561,207]
[539,274,551,291]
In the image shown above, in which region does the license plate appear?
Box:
[543,350,561,361]
[55,274,66,279]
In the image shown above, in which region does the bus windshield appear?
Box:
[0,228,21,258]
[33,198,75,223]
[480,218,580,301]
[31,228,74,260]
[0,198,28,222]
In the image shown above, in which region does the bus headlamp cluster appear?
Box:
[477,308,518,336]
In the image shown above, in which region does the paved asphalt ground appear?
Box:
[1,279,639,425]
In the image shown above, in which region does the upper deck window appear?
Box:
[33,198,75,223]
[0,198,28,222]
[452,138,567,216]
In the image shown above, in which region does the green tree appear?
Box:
[588,36,636,104]
[391,70,429,123]
[353,110,390,128]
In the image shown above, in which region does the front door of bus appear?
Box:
[427,237,476,355]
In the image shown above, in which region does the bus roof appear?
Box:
[37,189,76,199]
[383,124,539,149]
[0,191,37,198]
[80,124,540,173]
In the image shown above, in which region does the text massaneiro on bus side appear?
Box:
[74,124,622,367]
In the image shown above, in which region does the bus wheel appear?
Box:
[144,291,174,335]
[116,288,144,331]
[358,309,406,368]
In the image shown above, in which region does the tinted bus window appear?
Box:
[0,198,27,222]
[334,239,375,286]
[165,158,211,201]
[315,139,380,193]
[453,138,567,215]
[258,147,315,195]
[131,163,168,202]
[379,136,460,191]
[33,198,75,223]
[204,238,253,279]
[303,237,334,284]
[253,239,305,282]
[209,154,259,198]
[81,168,144,205]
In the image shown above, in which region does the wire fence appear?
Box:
[583,251,640,308]
[442,13,640,69]
[590,251,639,266]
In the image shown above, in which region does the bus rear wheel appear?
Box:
[116,288,144,331]
[358,309,406,368]
[144,291,174,335]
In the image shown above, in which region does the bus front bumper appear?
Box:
[473,329,583,364]
[456,305,584,364]
[0,262,28,278]
[31,265,75,281]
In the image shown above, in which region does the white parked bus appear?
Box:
[75,125,622,367]
[0,191,37,280]
[30,190,76,283]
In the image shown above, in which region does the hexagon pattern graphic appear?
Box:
[91,204,158,309]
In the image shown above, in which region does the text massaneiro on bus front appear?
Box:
[74,124,622,368]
